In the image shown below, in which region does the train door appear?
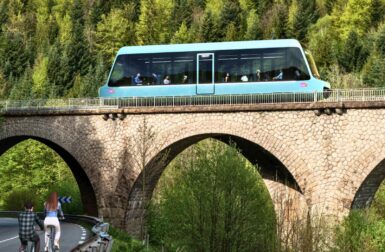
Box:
[196,53,215,94]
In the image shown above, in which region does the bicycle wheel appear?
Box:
[29,241,35,252]
[47,226,56,252]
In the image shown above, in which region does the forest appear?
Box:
[0,0,385,101]
[1,0,385,251]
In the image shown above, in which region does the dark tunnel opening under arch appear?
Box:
[0,135,98,216]
[352,159,385,210]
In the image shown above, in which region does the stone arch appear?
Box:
[0,117,100,216]
[348,142,385,210]
[152,118,311,192]
[124,122,310,236]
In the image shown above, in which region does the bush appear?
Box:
[148,139,277,251]
[3,188,40,211]
[109,226,154,252]
[332,209,385,252]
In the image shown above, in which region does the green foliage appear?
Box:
[288,0,318,41]
[0,68,10,99]
[362,53,385,87]
[199,11,221,42]
[9,66,33,100]
[324,64,364,89]
[148,139,277,251]
[0,0,384,97]
[171,22,191,44]
[109,226,154,252]
[307,15,338,70]
[95,4,137,62]
[370,0,385,28]
[2,188,40,211]
[338,30,364,72]
[218,0,243,39]
[332,209,385,252]
[136,0,175,45]
[0,33,31,79]
[244,10,262,40]
[336,0,372,40]
[261,3,288,39]
[0,139,81,214]
[31,54,49,98]
[372,180,385,219]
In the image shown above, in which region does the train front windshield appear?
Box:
[305,51,320,79]
[108,47,311,87]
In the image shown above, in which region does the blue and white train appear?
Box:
[99,39,330,98]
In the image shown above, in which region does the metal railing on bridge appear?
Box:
[1,88,385,111]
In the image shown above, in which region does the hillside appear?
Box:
[0,0,384,100]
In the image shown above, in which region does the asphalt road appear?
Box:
[0,218,90,252]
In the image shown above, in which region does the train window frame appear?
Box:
[215,47,310,83]
[108,47,311,87]
[108,52,196,87]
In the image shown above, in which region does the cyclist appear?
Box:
[43,192,64,251]
[18,201,44,252]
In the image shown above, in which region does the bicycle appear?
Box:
[46,225,57,252]
[45,216,64,252]
[20,229,43,252]
[20,240,36,252]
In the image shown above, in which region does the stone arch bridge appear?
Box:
[1,101,385,237]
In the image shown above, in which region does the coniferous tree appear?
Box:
[171,22,191,44]
[286,0,299,38]
[82,57,108,97]
[261,4,288,39]
[0,0,10,33]
[9,66,33,100]
[338,31,363,72]
[337,0,372,40]
[46,40,62,98]
[289,0,318,41]
[0,68,10,99]
[376,24,385,56]
[199,11,220,42]
[307,15,338,70]
[224,22,238,41]
[59,46,73,96]
[362,54,385,87]
[172,0,193,29]
[64,0,92,93]
[1,33,30,78]
[136,0,175,45]
[251,0,271,16]
[218,0,242,39]
[244,10,262,40]
[370,0,384,28]
[47,15,59,46]
[325,0,336,13]
[95,5,136,62]
[31,54,49,99]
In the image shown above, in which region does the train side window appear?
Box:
[215,47,310,83]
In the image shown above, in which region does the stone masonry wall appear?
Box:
[1,108,385,234]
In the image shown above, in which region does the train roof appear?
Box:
[117,39,302,55]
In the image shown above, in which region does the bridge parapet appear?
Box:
[1,89,385,115]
